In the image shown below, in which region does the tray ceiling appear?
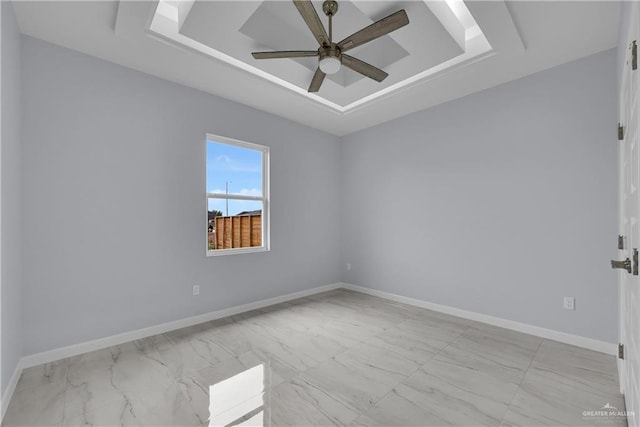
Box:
[149,0,490,109]
[12,1,621,135]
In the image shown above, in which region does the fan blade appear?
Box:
[337,10,409,53]
[252,51,318,59]
[342,55,388,82]
[308,67,326,92]
[293,0,330,47]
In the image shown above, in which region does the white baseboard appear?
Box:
[20,282,342,369]
[2,280,617,422]
[341,283,617,355]
[1,360,23,423]
[19,281,616,370]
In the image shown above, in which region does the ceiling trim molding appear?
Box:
[141,0,494,114]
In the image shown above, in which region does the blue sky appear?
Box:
[207,138,262,216]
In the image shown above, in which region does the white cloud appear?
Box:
[216,154,231,164]
[209,188,261,197]
[238,188,262,197]
[208,154,260,174]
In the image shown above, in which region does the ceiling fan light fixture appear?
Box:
[251,0,409,92]
[319,56,341,74]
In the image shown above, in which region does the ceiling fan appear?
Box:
[251,0,409,93]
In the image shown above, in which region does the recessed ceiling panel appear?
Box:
[177,0,469,106]
[238,1,410,88]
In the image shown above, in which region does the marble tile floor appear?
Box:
[2,289,626,426]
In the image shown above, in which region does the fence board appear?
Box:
[214,214,262,249]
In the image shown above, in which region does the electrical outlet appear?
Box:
[193,285,200,296]
[563,297,575,310]
[346,263,351,271]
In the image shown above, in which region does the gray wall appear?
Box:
[341,49,618,343]
[16,32,620,354]
[1,1,23,394]
[21,37,341,355]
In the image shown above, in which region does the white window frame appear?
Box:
[206,133,270,256]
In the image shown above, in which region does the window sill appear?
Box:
[207,247,269,257]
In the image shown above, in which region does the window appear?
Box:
[206,134,269,255]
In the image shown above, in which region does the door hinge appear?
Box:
[619,123,625,140]
[633,41,638,71]
[619,235,625,250]
[619,343,625,359]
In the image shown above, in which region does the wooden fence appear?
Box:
[214,214,262,249]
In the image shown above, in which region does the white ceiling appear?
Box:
[12,1,621,136]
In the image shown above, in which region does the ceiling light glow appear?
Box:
[319,57,341,74]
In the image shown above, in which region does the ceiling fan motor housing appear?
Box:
[319,44,342,74]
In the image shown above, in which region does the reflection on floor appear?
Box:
[209,363,266,426]
[2,289,627,426]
